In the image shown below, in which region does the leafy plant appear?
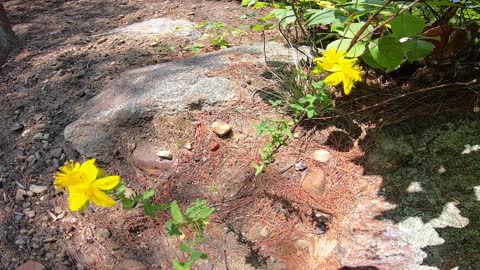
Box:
[166,199,215,269]
[252,118,293,175]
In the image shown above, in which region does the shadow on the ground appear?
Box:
[357,116,480,269]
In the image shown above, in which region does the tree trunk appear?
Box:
[0,3,15,64]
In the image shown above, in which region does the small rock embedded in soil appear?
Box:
[15,260,46,270]
[210,142,220,151]
[49,148,63,159]
[97,228,112,239]
[115,259,147,270]
[302,167,326,198]
[185,142,193,150]
[16,189,27,201]
[29,185,48,194]
[156,150,172,160]
[294,162,307,171]
[211,121,232,137]
[312,149,332,163]
[11,123,24,132]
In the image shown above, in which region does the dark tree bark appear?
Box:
[0,3,15,64]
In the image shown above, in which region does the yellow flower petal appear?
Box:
[343,75,354,95]
[68,189,89,211]
[89,188,116,208]
[93,176,121,191]
[324,72,344,86]
[79,159,99,182]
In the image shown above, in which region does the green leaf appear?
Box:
[121,197,136,210]
[307,109,315,118]
[402,39,435,62]
[369,37,403,71]
[252,162,265,176]
[361,51,382,69]
[166,220,183,237]
[250,24,263,31]
[290,103,306,112]
[311,80,325,90]
[326,39,365,58]
[335,22,373,39]
[307,9,340,26]
[172,259,191,270]
[271,8,295,28]
[142,188,155,200]
[390,12,425,38]
[170,201,184,224]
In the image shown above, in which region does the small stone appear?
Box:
[294,239,309,250]
[11,123,24,132]
[210,142,220,152]
[76,263,86,270]
[16,189,27,201]
[24,210,35,218]
[33,133,44,140]
[43,237,56,243]
[54,206,63,214]
[123,187,136,199]
[115,260,147,270]
[302,167,326,198]
[97,37,108,44]
[22,202,31,208]
[97,228,112,239]
[260,226,269,237]
[185,142,193,150]
[312,150,332,163]
[26,155,36,164]
[42,133,50,140]
[15,260,46,270]
[15,239,25,245]
[211,121,232,137]
[193,156,201,162]
[156,150,172,160]
[294,162,307,171]
[28,229,36,236]
[29,185,48,194]
[50,148,63,159]
[20,229,28,234]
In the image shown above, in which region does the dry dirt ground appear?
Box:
[4,1,474,270]
[0,1,363,269]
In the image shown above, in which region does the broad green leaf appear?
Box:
[326,39,366,58]
[271,8,295,28]
[361,51,382,69]
[170,201,184,223]
[307,9,345,26]
[390,12,425,38]
[335,22,373,39]
[369,37,403,71]
[402,39,434,62]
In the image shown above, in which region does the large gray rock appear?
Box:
[0,4,16,64]
[107,18,201,41]
[65,43,302,160]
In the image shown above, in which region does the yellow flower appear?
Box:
[317,1,335,9]
[314,49,363,95]
[55,159,120,211]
